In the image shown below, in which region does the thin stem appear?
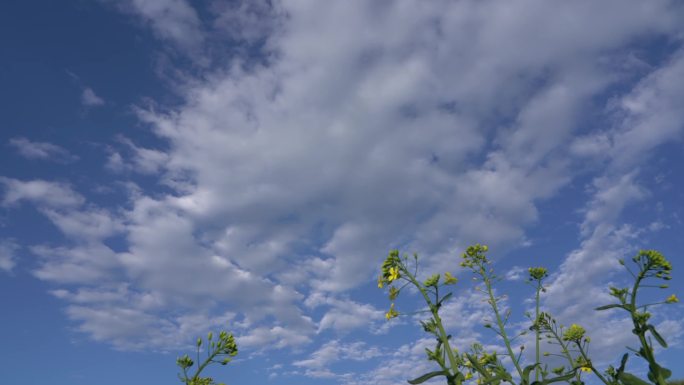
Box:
[404,268,460,377]
[544,323,580,382]
[534,282,542,382]
[483,272,524,379]
[577,342,611,385]
[193,348,220,381]
[629,268,666,385]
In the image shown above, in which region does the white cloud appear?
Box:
[105,136,170,175]
[31,243,120,285]
[0,240,19,272]
[101,0,204,53]
[41,207,124,241]
[0,177,84,207]
[210,0,281,44]
[10,0,684,363]
[66,305,236,351]
[505,266,526,281]
[538,49,684,367]
[81,87,105,107]
[8,137,78,163]
[335,337,445,385]
[293,340,382,370]
[304,291,388,334]
[237,324,313,350]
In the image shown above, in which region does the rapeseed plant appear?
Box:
[377,245,679,385]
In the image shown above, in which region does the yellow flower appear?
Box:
[666,294,679,304]
[385,303,399,320]
[563,324,586,341]
[580,367,592,373]
[465,372,473,380]
[444,272,458,285]
[388,266,400,282]
[377,276,384,289]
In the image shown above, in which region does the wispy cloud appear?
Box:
[0,177,84,208]
[81,87,105,107]
[100,0,204,54]
[541,49,684,366]
[8,137,78,163]
[0,240,19,273]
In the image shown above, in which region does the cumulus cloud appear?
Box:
[303,291,389,334]
[210,0,281,44]
[293,340,382,372]
[8,137,78,163]
[0,177,84,207]
[10,0,684,368]
[126,0,684,297]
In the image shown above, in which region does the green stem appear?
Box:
[546,326,580,382]
[577,343,611,385]
[405,269,460,377]
[483,272,524,379]
[629,269,666,385]
[193,348,220,382]
[534,283,541,382]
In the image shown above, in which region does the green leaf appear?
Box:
[660,367,672,380]
[408,370,448,384]
[595,304,625,311]
[617,353,629,375]
[438,292,453,307]
[523,364,540,384]
[618,372,650,385]
[647,324,668,348]
[648,363,672,381]
[480,374,513,385]
[531,371,576,385]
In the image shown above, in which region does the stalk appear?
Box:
[545,324,581,382]
[534,282,541,381]
[482,269,524,379]
[629,270,666,385]
[577,342,611,385]
[406,270,460,376]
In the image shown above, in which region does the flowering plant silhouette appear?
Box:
[377,244,679,385]
[176,330,238,385]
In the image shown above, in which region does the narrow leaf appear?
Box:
[531,371,576,385]
[438,292,453,306]
[595,304,624,311]
[617,353,629,375]
[408,370,448,384]
[618,372,651,385]
[647,324,668,348]
[480,374,512,385]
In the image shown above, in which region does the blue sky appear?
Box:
[1,1,683,384]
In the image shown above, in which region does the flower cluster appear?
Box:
[460,244,489,269]
[528,267,548,281]
[562,324,587,342]
[378,250,402,288]
[176,330,237,385]
[633,250,672,280]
